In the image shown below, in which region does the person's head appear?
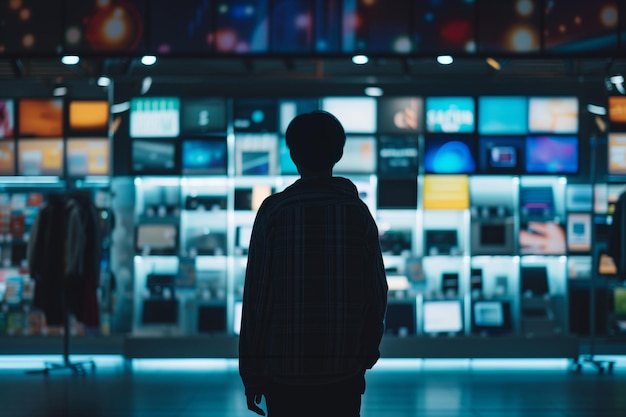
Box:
[285,110,346,175]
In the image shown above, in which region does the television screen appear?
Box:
[149,0,214,54]
[18,99,64,138]
[235,134,278,175]
[477,0,541,53]
[314,0,341,52]
[377,135,419,178]
[567,213,592,253]
[608,133,626,176]
[377,97,422,134]
[279,137,299,175]
[422,300,463,334]
[520,266,550,296]
[0,99,15,138]
[66,138,110,177]
[377,178,418,209]
[182,138,227,175]
[270,0,314,53]
[609,96,626,126]
[64,0,146,53]
[528,97,578,133]
[278,98,320,134]
[215,0,269,53]
[543,1,619,53]
[334,136,376,174]
[480,224,506,246]
[525,135,578,174]
[425,229,459,256]
[321,97,377,133]
[135,223,178,255]
[0,141,15,175]
[342,0,412,53]
[185,228,227,256]
[132,140,177,174]
[385,302,416,336]
[17,139,64,176]
[424,136,477,174]
[129,97,180,138]
[519,186,555,219]
[414,0,475,53]
[478,96,528,135]
[180,98,227,135]
[379,229,412,256]
[425,97,475,133]
[68,100,109,136]
[472,300,513,334]
[478,136,525,174]
[233,99,278,132]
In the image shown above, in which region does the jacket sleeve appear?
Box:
[361,217,388,370]
[608,191,626,272]
[238,205,273,395]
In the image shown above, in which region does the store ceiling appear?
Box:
[1,55,626,96]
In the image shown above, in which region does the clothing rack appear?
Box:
[26,190,99,376]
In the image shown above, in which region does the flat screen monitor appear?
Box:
[614,287,626,315]
[181,138,227,175]
[197,305,227,333]
[149,1,215,54]
[608,133,626,176]
[66,138,110,177]
[18,99,64,138]
[377,135,419,178]
[180,98,227,135]
[424,136,477,174]
[377,97,422,134]
[414,1,475,53]
[472,300,513,334]
[528,97,578,134]
[234,186,273,211]
[385,301,416,336]
[480,224,506,246]
[214,0,269,53]
[135,223,178,255]
[478,96,527,135]
[425,229,458,256]
[377,178,418,209]
[185,228,227,256]
[132,140,177,174]
[609,96,626,129]
[567,212,592,253]
[422,300,463,334]
[270,0,314,53]
[0,99,15,138]
[520,266,550,297]
[279,137,298,175]
[0,141,16,175]
[68,100,109,136]
[334,136,376,174]
[478,136,525,174]
[233,99,278,132]
[519,186,555,219]
[321,97,377,133]
[425,96,475,133]
[234,133,278,175]
[379,229,412,256]
[525,135,578,174]
[17,139,64,176]
[129,97,180,138]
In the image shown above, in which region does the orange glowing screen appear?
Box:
[0,141,16,175]
[609,96,626,123]
[18,99,63,137]
[69,100,109,132]
[18,139,64,176]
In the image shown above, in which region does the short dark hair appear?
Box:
[285,110,346,172]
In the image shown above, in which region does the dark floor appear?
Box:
[0,356,625,417]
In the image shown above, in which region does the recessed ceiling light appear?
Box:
[141,55,157,66]
[61,55,80,65]
[364,86,383,97]
[97,76,111,87]
[352,55,369,65]
[437,55,453,65]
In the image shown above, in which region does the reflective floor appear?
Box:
[0,356,625,417]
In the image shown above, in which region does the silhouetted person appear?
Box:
[608,190,626,276]
[239,111,388,417]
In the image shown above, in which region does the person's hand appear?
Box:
[519,221,566,254]
[246,393,266,416]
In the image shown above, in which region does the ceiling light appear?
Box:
[586,104,607,116]
[437,55,453,65]
[61,55,80,65]
[97,76,111,87]
[52,86,67,97]
[486,57,501,70]
[364,86,383,97]
[610,75,624,84]
[111,101,131,114]
[140,76,152,95]
[141,55,157,66]
[352,55,369,65]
